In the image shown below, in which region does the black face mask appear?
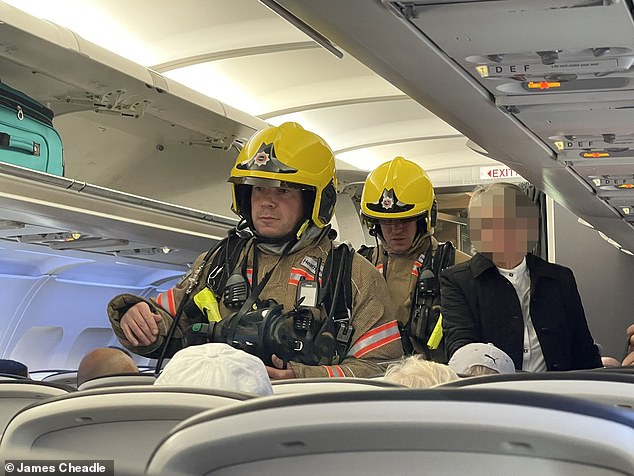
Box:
[183,302,337,367]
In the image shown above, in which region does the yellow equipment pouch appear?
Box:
[427,313,443,350]
[193,288,222,322]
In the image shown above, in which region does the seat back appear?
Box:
[0,380,71,437]
[77,373,156,390]
[438,371,634,409]
[271,377,404,395]
[146,388,634,476]
[0,385,254,475]
[41,370,78,388]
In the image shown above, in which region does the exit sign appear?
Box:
[480,166,519,180]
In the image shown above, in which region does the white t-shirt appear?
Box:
[497,257,547,372]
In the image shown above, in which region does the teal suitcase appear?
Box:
[0,82,64,176]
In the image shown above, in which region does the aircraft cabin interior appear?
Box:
[1,1,634,474]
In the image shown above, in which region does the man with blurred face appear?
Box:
[468,186,539,269]
[440,182,601,372]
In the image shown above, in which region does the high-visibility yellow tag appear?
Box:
[427,313,443,350]
[193,288,222,322]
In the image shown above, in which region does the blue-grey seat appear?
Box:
[271,377,404,395]
[0,380,71,438]
[1,385,255,476]
[145,388,634,475]
[438,370,634,409]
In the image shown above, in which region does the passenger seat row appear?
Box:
[0,372,633,475]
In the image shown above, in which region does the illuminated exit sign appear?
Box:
[480,165,520,180]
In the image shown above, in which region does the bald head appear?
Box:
[77,347,139,386]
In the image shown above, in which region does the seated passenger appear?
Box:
[623,323,634,366]
[441,182,602,372]
[77,347,139,386]
[0,359,29,378]
[383,355,459,388]
[448,343,515,377]
[154,343,273,396]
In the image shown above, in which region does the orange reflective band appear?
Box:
[324,365,345,378]
[288,267,320,287]
[166,289,176,316]
[348,320,401,358]
[411,260,423,276]
[156,288,177,316]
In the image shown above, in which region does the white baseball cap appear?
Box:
[448,343,516,375]
[154,343,273,396]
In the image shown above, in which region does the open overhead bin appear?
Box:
[0,2,267,266]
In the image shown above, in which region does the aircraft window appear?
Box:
[10,326,63,371]
[55,262,185,288]
[64,327,117,369]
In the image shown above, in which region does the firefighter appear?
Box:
[108,122,402,379]
[359,157,469,360]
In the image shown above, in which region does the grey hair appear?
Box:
[468,182,537,218]
[464,364,499,377]
[383,355,459,388]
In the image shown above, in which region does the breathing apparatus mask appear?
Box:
[184,299,337,367]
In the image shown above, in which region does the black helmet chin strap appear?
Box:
[233,235,295,317]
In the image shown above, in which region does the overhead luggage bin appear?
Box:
[0,3,267,265]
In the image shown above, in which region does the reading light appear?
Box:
[577,218,594,229]
[598,231,621,249]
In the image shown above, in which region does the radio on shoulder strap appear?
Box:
[408,241,455,363]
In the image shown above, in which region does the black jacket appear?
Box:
[440,253,602,371]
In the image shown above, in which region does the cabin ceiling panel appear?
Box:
[336,136,499,174]
[2,0,305,66]
[164,49,403,116]
[268,98,460,152]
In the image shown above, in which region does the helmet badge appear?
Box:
[237,142,298,174]
[367,188,415,214]
[253,151,270,166]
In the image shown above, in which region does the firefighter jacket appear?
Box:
[362,233,470,353]
[108,228,403,378]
